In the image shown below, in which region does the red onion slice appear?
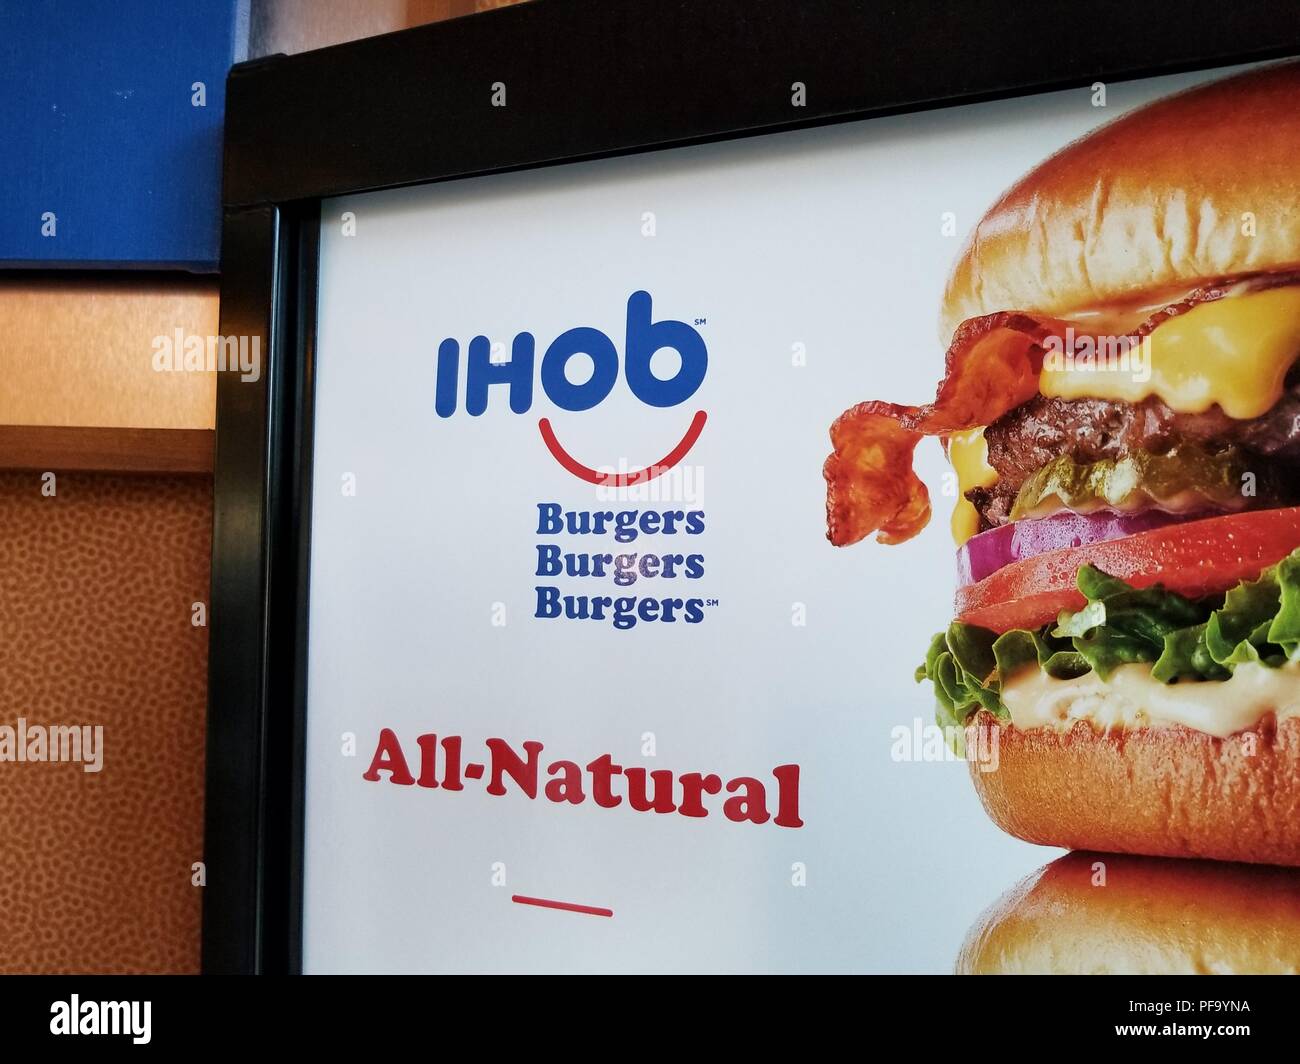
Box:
[956,510,1206,587]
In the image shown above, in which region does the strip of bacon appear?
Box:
[824,312,1069,546]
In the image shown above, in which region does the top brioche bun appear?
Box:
[958,851,1300,974]
[941,60,1300,342]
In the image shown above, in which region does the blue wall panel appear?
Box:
[0,0,246,271]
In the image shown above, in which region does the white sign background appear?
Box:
[305,66,1238,973]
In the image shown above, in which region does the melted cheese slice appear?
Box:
[1001,661,1300,739]
[1041,286,1300,419]
[948,427,998,545]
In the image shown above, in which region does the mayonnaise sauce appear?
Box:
[1000,662,1300,738]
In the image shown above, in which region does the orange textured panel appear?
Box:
[0,472,210,973]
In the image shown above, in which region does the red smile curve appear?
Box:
[538,410,707,486]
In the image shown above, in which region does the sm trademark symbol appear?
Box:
[694,318,707,326]
[706,598,720,607]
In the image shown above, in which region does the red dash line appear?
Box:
[512,894,613,918]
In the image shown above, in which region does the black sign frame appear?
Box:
[205,0,1300,974]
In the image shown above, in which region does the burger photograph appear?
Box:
[825,59,1300,890]
[958,852,1300,975]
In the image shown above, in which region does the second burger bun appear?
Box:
[958,851,1300,974]
[941,60,1300,342]
[967,712,1300,866]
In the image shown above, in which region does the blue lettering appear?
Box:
[466,334,535,416]
[435,338,459,417]
[535,544,562,577]
[540,327,618,411]
[535,585,561,619]
[436,292,707,416]
[536,503,563,535]
[624,290,707,408]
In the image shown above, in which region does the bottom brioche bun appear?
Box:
[958,851,1300,974]
[967,712,1300,866]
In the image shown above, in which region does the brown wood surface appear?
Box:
[0,426,215,474]
[0,277,218,430]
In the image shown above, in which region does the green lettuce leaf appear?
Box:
[916,547,1300,727]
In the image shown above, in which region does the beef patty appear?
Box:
[967,367,1300,528]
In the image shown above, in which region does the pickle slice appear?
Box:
[1009,446,1252,520]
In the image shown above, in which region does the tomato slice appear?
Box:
[954,506,1300,632]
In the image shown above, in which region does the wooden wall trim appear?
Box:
[0,277,218,430]
[0,425,215,474]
